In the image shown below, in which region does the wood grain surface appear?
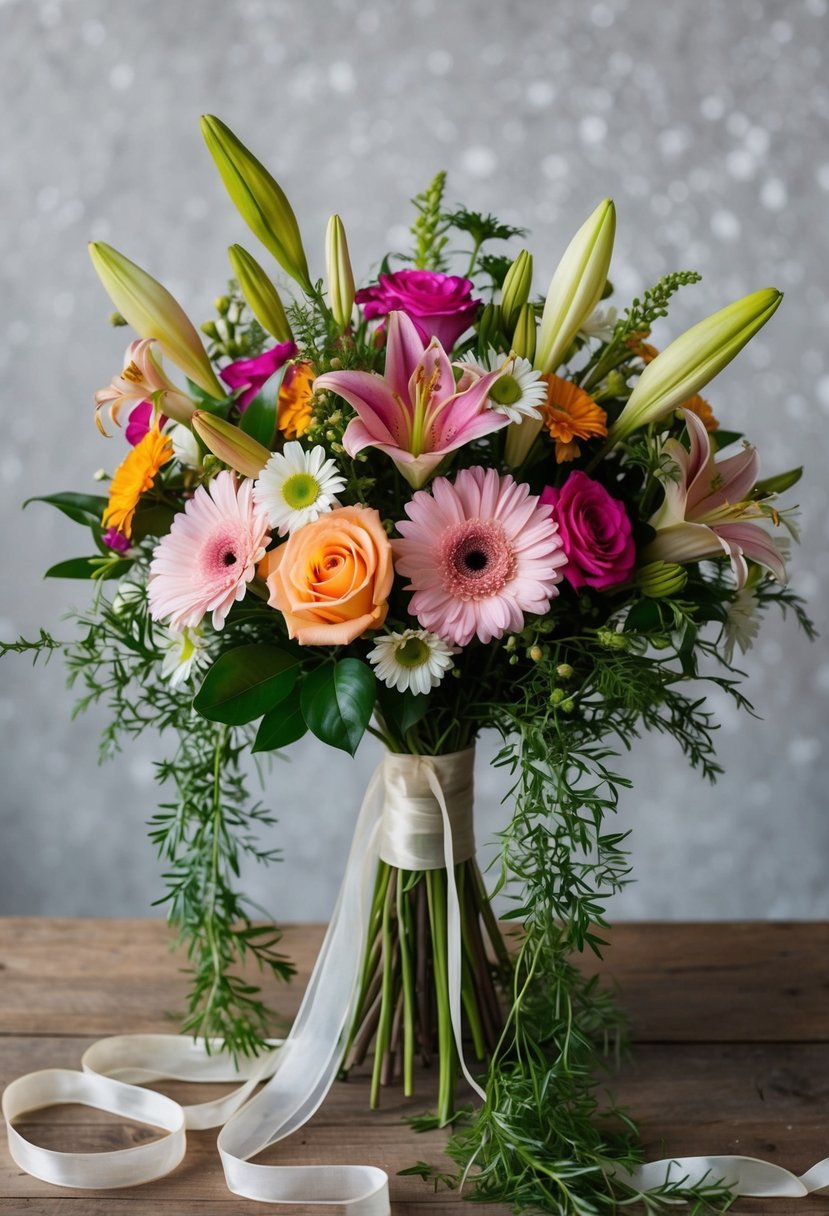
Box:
[0,920,827,1214]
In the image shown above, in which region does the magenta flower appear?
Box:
[541,472,635,592]
[314,311,509,488]
[393,466,567,646]
[355,269,480,351]
[148,471,270,631]
[644,409,786,588]
[125,400,167,447]
[219,340,298,412]
[102,527,131,554]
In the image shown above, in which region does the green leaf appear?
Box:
[193,644,300,725]
[375,682,430,739]
[239,365,287,450]
[753,466,803,498]
[131,502,176,542]
[186,378,230,416]
[252,686,307,752]
[624,599,663,633]
[45,556,133,580]
[301,658,375,755]
[24,491,108,527]
[710,428,743,451]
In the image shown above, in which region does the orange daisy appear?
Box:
[541,374,608,464]
[278,361,316,440]
[102,427,174,539]
[625,333,719,431]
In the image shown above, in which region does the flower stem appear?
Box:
[370,868,397,1108]
[396,872,416,1096]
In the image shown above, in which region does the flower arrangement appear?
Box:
[4,115,814,1213]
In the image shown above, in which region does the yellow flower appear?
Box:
[102,428,173,539]
[626,334,719,431]
[541,375,608,463]
[278,362,316,440]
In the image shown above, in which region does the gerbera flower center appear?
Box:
[282,472,320,509]
[489,373,522,406]
[205,528,244,578]
[394,636,430,668]
[439,519,516,600]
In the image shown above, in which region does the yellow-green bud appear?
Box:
[191,411,270,479]
[228,244,293,343]
[636,560,688,599]
[476,303,502,351]
[201,114,312,294]
[201,321,220,340]
[110,311,127,327]
[561,698,575,713]
[511,301,537,363]
[325,214,356,333]
[550,688,565,705]
[605,370,627,397]
[501,249,533,330]
[529,644,543,662]
[215,295,231,316]
[556,662,574,680]
[89,241,224,398]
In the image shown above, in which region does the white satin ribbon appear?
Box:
[4,748,829,1207]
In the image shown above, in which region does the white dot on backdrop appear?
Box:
[760,178,787,210]
[659,128,690,157]
[328,62,355,93]
[726,149,756,180]
[770,20,792,42]
[816,165,829,191]
[815,375,829,413]
[526,80,555,107]
[590,3,615,26]
[460,146,497,178]
[109,63,134,90]
[700,95,725,121]
[579,116,607,145]
[787,738,822,766]
[427,50,453,75]
[82,19,106,46]
[541,154,568,180]
[711,209,741,241]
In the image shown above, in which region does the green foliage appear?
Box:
[410,171,450,271]
[300,658,376,755]
[23,491,108,527]
[622,270,703,337]
[193,644,300,725]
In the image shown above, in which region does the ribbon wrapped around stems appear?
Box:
[4,749,829,1208]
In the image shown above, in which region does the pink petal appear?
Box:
[384,311,426,403]
[316,369,408,448]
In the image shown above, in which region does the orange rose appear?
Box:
[260,505,393,645]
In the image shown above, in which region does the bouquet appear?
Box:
[4,115,814,1213]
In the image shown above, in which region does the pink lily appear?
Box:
[95,339,194,434]
[644,408,786,588]
[314,311,509,488]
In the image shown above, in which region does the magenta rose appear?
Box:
[541,471,635,592]
[355,270,480,351]
[219,340,298,412]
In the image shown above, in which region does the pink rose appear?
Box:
[355,269,480,351]
[219,340,298,411]
[541,471,635,592]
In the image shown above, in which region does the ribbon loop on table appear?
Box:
[4,746,829,1208]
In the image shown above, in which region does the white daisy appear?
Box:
[159,625,210,689]
[456,351,547,424]
[579,305,618,342]
[368,629,455,696]
[253,442,347,536]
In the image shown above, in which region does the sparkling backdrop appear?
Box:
[1,0,827,919]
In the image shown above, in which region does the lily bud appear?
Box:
[201,114,312,294]
[609,289,782,446]
[325,214,356,333]
[191,411,270,479]
[536,199,616,375]
[636,561,688,599]
[89,242,224,399]
[510,301,537,363]
[476,303,502,353]
[501,249,533,330]
[506,200,615,467]
[228,244,293,343]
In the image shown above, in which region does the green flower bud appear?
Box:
[510,301,537,363]
[191,411,270,479]
[110,311,127,327]
[636,561,688,599]
[228,245,293,343]
[556,662,574,680]
[550,688,565,705]
[476,303,502,352]
[501,249,533,330]
[325,214,356,333]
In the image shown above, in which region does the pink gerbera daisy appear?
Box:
[148,471,270,631]
[393,466,567,646]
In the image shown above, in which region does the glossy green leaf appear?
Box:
[193,644,299,725]
[300,658,375,755]
[753,466,803,498]
[239,366,287,450]
[44,556,133,580]
[375,683,430,741]
[131,503,176,542]
[252,687,307,752]
[24,492,108,527]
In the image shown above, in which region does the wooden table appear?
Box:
[0,920,826,1214]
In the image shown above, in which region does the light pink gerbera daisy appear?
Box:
[393,466,567,646]
[148,471,270,631]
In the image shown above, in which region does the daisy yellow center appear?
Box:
[394,637,430,669]
[282,472,320,509]
[490,373,522,406]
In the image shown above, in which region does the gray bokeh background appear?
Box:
[1,0,827,922]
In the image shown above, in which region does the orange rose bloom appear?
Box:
[278,361,316,440]
[541,374,608,464]
[260,505,393,645]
